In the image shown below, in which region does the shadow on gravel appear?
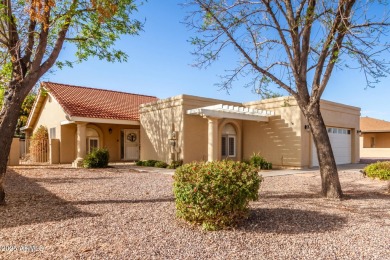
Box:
[71,197,175,205]
[238,208,346,234]
[344,192,390,200]
[29,177,116,184]
[0,170,96,229]
[261,193,321,199]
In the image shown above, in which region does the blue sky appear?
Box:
[45,0,390,121]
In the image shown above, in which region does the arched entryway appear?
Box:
[86,124,103,153]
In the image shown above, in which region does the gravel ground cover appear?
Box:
[0,165,389,259]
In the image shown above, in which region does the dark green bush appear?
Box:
[363,161,390,180]
[136,160,169,168]
[143,160,158,167]
[248,153,272,170]
[135,160,144,166]
[83,148,110,168]
[155,161,168,168]
[167,160,183,169]
[173,160,262,231]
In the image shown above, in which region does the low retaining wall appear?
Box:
[7,138,20,166]
[360,148,390,159]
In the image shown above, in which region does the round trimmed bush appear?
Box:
[83,148,110,168]
[173,160,262,230]
[363,161,390,180]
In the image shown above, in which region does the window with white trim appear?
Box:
[221,124,236,157]
[88,137,99,153]
[49,127,56,139]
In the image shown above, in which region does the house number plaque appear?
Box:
[127,133,137,142]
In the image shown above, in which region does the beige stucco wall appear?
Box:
[140,95,242,164]
[244,97,360,168]
[362,132,390,148]
[7,138,20,166]
[244,97,303,167]
[50,139,60,164]
[140,96,185,163]
[60,124,76,163]
[141,95,360,168]
[182,96,242,163]
[360,133,390,158]
[32,94,67,138]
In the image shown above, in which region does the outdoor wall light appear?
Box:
[108,128,113,134]
[304,125,311,131]
[357,130,362,135]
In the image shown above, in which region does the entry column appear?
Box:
[72,122,87,168]
[207,117,219,161]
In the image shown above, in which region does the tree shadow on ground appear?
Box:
[0,170,96,229]
[343,191,390,200]
[260,193,321,199]
[70,197,175,205]
[29,177,115,184]
[237,208,346,234]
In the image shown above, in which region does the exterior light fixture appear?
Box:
[304,125,311,131]
[357,130,362,135]
[108,128,113,134]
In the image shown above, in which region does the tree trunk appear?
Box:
[0,83,28,205]
[305,103,343,199]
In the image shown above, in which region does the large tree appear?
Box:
[187,0,390,198]
[0,0,143,205]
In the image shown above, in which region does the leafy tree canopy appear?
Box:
[0,0,143,82]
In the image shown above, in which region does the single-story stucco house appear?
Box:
[360,117,390,159]
[23,82,361,168]
[22,82,157,167]
[140,95,360,168]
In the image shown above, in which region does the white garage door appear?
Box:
[312,127,351,167]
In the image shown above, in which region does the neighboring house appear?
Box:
[23,82,157,167]
[24,82,361,168]
[140,95,361,168]
[360,117,390,159]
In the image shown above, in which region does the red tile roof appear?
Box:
[43,82,157,121]
[360,117,390,132]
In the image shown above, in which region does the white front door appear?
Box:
[312,127,352,167]
[124,129,140,160]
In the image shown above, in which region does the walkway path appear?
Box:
[110,163,367,177]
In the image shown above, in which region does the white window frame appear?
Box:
[49,127,56,139]
[88,137,99,153]
[221,134,236,158]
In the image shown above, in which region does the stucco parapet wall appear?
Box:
[140,95,184,112]
[244,96,298,109]
[140,94,242,112]
[320,99,361,115]
[244,96,360,115]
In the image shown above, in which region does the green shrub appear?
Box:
[83,148,110,168]
[363,161,390,180]
[136,160,169,168]
[142,160,157,167]
[167,160,183,169]
[135,160,144,166]
[155,161,168,168]
[248,153,272,170]
[173,160,262,231]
